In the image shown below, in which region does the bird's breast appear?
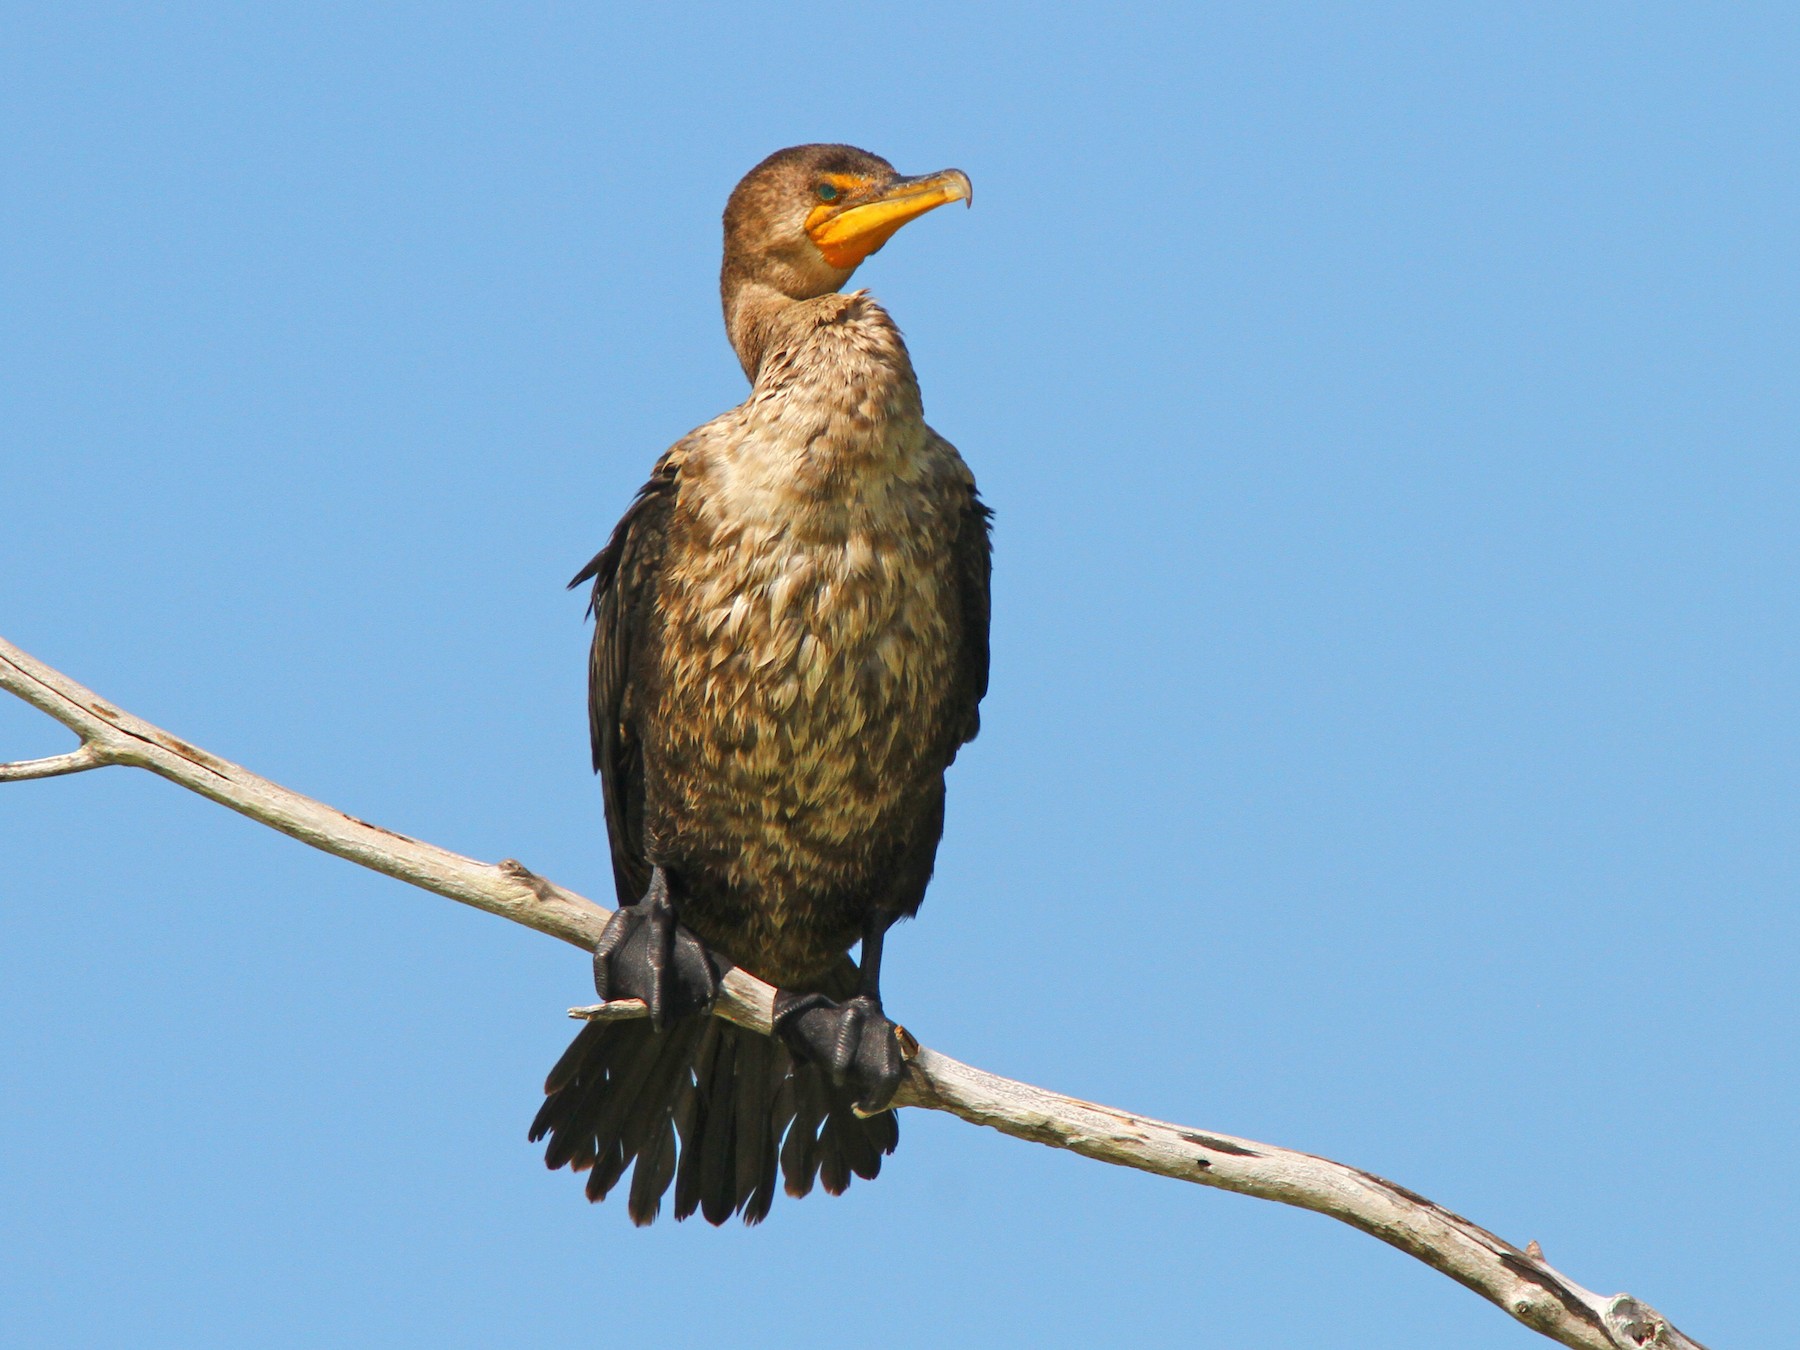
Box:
[653,478,960,794]
[639,435,965,956]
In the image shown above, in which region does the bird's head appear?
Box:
[720,144,970,371]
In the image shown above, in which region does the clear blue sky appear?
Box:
[2,5,1793,1347]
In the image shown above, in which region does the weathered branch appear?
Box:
[0,741,106,782]
[0,633,1705,1350]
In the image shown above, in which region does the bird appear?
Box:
[529,144,991,1225]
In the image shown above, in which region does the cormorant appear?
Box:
[530,145,990,1224]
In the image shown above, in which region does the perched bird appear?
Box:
[530,144,990,1224]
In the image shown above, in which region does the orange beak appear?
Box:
[805,168,973,270]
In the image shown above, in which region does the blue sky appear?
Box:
[2,5,1793,1346]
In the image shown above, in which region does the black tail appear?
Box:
[530,1016,899,1225]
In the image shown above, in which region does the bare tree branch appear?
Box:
[0,633,1706,1350]
[0,741,107,782]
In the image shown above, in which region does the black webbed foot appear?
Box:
[592,868,719,1031]
[774,991,906,1114]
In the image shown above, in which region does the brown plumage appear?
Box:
[530,145,989,1224]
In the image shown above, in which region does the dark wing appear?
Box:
[568,454,679,907]
[947,487,993,759]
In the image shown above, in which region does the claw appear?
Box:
[592,867,718,1030]
[774,991,905,1113]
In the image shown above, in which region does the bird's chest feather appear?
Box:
[653,477,957,793]
[637,430,961,921]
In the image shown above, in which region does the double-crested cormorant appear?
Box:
[530,145,990,1224]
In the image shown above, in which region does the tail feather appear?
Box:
[588,1020,681,1169]
[731,1033,771,1222]
[533,1014,900,1225]
[541,1023,598,1097]
[670,1039,707,1222]
[618,1022,697,1202]
[826,1094,888,1185]
[696,1026,740,1225]
[781,1065,830,1198]
[584,1133,629,1204]
[627,1115,677,1224]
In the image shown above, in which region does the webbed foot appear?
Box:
[592,868,719,1031]
[774,991,906,1113]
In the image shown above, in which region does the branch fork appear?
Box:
[0,633,1706,1350]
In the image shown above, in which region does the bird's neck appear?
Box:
[740,290,920,420]
[724,278,916,389]
[697,291,925,526]
[723,278,795,380]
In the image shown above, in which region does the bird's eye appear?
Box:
[815,182,839,203]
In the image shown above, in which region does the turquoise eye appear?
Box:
[815,182,839,203]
